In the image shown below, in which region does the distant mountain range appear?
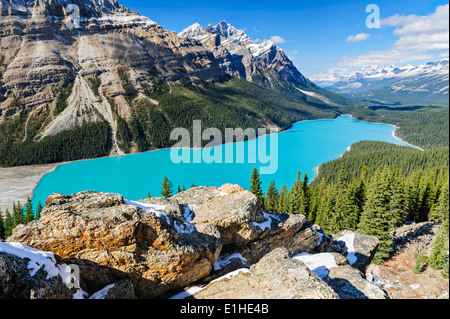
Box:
[312,59,449,105]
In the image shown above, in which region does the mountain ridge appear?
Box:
[313,59,449,105]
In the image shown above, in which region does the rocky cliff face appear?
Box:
[179,21,315,91]
[0,0,225,154]
[1,184,387,299]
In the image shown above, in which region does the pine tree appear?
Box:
[288,172,305,215]
[250,168,264,204]
[430,182,449,222]
[177,185,182,194]
[417,177,436,222]
[358,169,394,264]
[4,209,13,238]
[12,201,24,228]
[389,168,409,228]
[407,171,422,222]
[35,202,43,220]
[265,180,279,213]
[278,184,288,213]
[428,233,448,270]
[161,177,173,199]
[0,211,5,240]
[24,197,34,224]
[328,166,360,232]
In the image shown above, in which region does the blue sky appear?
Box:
[120,0,449,78]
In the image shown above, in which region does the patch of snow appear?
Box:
[0,242,59,280]
[0,243,89,299]
[293,252,338,279]
[317,232,324,246]
[410,284,421,290]
[124,199,169,224]
[183,204,196,222]
[338,232,358,265]
[169,269,252,299]
[214,253,249,271]
[169,286,205,299]
[89,284,116,299]
[211,268,253,283]
[247,41,274,58]
[174,220,196,235]
[251,213,272,231]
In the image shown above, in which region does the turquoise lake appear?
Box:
[32,115,410,206]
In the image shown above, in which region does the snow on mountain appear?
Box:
[313,59,449,93]
[312,59,449,105]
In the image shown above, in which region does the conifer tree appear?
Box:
[278,185,288,214]
[0,211,5,240]
[265,180,279,213]
[250,168,264,204]
[288,172,305,215]
[161,177,173,199]
[430,182,449,222]
[428,233,448,271]
[4,209,13,238]
[12,201,24,228]
[358,169,394,264]
[35,202,43,220]
[417,178,436,222]
[389,168,409,228]
[24,197,34,224]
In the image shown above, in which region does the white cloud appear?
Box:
[290,50,299,55]
[337,4,449,67]
[346,33,371,42]
[269,35,287,44]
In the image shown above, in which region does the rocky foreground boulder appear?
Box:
[2,184,386,299]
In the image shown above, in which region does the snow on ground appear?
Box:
[293,252,338,279]
[89,284,116,299]
[182,204,196,222]
[0,242,88,299]
[214,253,249,271]
[338,232,358,265]
[0,242,60,279]
[124,199,170,224]
[125,199,197,234]
[252,212,273,231]
[169,268,252,299]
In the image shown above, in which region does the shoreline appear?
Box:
[0,164,60,213]
[0,114,425,212]
[344,114,424,151]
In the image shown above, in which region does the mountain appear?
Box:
[179,21,354,106]
[312,59,449,106]
[0,0,352,167]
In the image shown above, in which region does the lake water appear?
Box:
[32,115,410,205]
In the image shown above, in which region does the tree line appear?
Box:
[0,121,112,167]
[249,165,448,273]
[0,197,43,239]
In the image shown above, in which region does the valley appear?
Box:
[0,0,448,302]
